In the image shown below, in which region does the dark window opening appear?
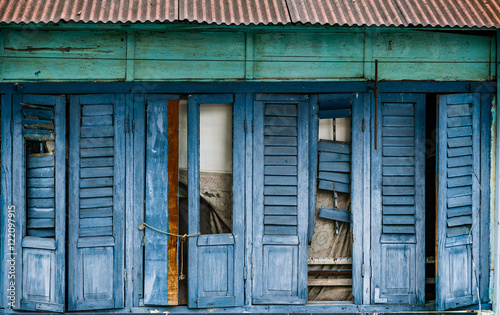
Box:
[425,94,437,303]
[308,114,353,302]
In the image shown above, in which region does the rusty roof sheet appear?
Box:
[287,0,500,28]
[0,0,498,28]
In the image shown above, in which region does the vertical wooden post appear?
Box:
[167,100,180,305]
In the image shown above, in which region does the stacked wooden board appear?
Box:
[317,140,351,194]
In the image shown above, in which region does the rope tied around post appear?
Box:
[138,222,200,281]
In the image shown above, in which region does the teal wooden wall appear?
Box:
[0,25,496,82]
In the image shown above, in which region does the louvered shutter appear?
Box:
[68,95,125,311]
[436,93,479,310]
[371,93,425,304]
[12,94,66,312]
[252,94,308,304]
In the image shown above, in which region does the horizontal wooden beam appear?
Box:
[308,279,353,286]
[308,257,352,265]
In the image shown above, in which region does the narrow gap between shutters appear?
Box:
[308,98,353,302]
[425,94,437,303]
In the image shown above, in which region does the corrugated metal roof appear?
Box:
[286,0,500,28]
[0,0,498,28]
[179,0,291,25]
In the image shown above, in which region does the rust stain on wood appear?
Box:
[167,99,180,305]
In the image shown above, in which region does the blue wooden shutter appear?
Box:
[187,94,244,308]
[12,94,66,312]
[252,94,308,305]
[143,95,180,305]
[68,95,125,311]
[371,93,425,304]
[436,93,480,310]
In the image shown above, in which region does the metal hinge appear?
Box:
[362,119,366,132]
[10,123,14,134]
[124,269,128,282]
[243,266,247,280]
[362,264,365,277]
[132,120,135,133]
[244,119,247,132]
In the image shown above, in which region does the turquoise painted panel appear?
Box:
[253,32,364,79]
[134,31,245,80]
[1,30,126,80]
[374,32,493,81]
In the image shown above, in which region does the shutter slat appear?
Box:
[264,155,297,165]
[318,180,350,193]
[264,136,297,146]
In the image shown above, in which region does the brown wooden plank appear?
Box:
[167,99,180,305]
[307,269,352,275]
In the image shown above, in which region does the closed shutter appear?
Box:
[187,94,244,308]
[436,93,480,310]
[143,95,180,306]
[12,94,66,312]
[252,94,309,304]
[371,93,425,304]
[68,95,125,311]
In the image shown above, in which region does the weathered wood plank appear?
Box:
[318,207,350,223]
[28,198,55,208]
[264,185,297,196]
[264,215,297,226]
[319,109,351,119]
[82,105,114,116]
[28,208,55,219]
[317,180,350,193]
[80,167,114,178]
[263,225,297,235]
[27,166,55,178]
[27,154,55,169]
[264,136,297,146]
[167,99,180,305]
[27,177,55,188]
[264,196,298,206]
[80,157,114,168]
[264,175,298,186]
[318,141,350,154]
[264,155,297,165]
[80,177,113,188]
[80,207,113,218]
[307,257,352,265]
[264,165,297,176]
[264,146,298,155]
[80,137,114,148]
[82,115,113,126]
[264,206,297,215]
[80,126,114,138]
[264,116,297,126]
[264,104,297,116]
[308,279,352,286]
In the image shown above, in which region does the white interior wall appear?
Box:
[179,100,233,172]
[318,118,352,143]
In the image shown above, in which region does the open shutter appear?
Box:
[143,95,180,306]
[187,94,244,308]
[12,94,66,312]
[252,94,309,304]
[68,95,125,311]
[436,93,480,310]
[371,93,425,304]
